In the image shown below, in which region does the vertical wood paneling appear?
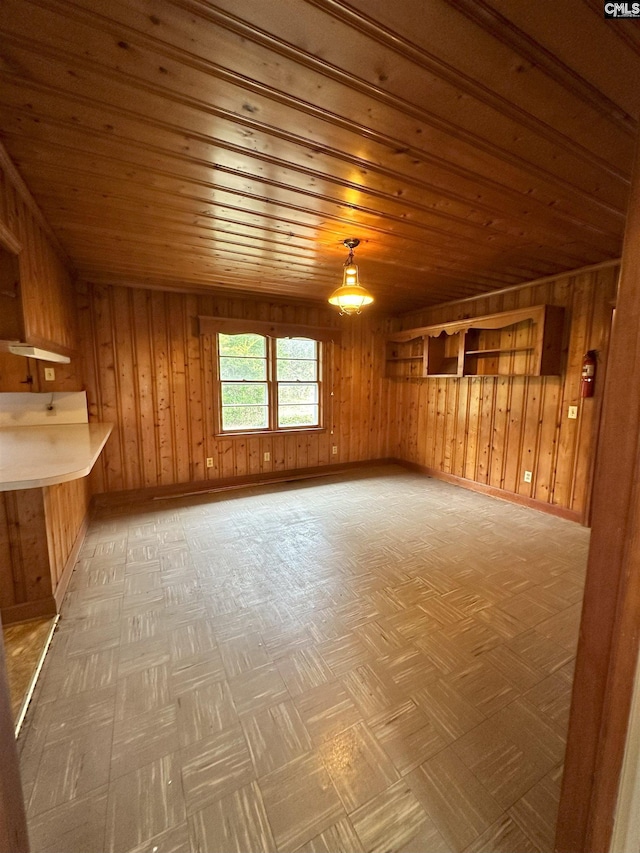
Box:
[185,295,205,482]
[0,480,90,619]
[84,283,391,494]
[0,502,14,608]
[0,491,51,608]
[0,152,79,390]
[0,151,76,354]
[390,266,618,518]
[169,293,190,484]
[113,288,138,491]
[43,478,91,588]
[0,148,91,624]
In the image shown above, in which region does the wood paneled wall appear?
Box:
[79,282,394,494]
[0,145,81,392]
[44,478,92,594]
[0,489,56,622]
[0,479,91,619]
[0,145,91,622]
[0,148,76,350]
[388,263,619,519]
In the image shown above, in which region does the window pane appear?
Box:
[278,405,319,428]
[222,383,268,406]
[277,359,317,381]
[276,338,317,359]
[219,333,266,357]
[222,405,268,431]
[278,383,318,405]
[220,356,266,381]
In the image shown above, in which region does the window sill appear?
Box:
[214,427,327,439]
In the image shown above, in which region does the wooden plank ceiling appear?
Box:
[0,0,638,314]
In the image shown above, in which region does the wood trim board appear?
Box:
[53,509,90,612]
[394,459,582,523]
[556,137,640,852]
[91,458,396,507]
[198,314,342,343]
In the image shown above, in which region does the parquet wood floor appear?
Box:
[17,465,589,853]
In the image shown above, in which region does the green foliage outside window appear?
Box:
[219,334,266,358]
[276,338,316,359]
[219,356,266,381]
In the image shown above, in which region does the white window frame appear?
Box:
[216,333,324,435]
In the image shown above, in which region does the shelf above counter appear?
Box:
[0,423,112,491]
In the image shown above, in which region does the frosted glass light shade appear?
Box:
[328,258,374,315]
[328,283,374,315]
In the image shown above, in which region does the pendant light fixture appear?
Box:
[328,238,374,315]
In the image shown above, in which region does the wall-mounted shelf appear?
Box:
[385,305,565,379]
[385,338,425,379]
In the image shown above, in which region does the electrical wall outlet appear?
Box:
[568,405,578,419]
[264,451,271,462]
[523,470,532,483]
[206,457,214,468]
[332,445,338,455]
[44,367,55,381]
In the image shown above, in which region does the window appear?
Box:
[217,333,321,433]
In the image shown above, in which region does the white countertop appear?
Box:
[0,423,113,491]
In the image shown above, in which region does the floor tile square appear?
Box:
[293,817,364,853]
[320,721,399,812]
[105,753,185,853]
[369,699,447,775]
[220,632,272,677]
[351,780,450,853]
[176,680,238,746]
[294,681,363,746]
[125,822,190,853]
[341,664,402,718]
[180,726,255,813]
[228,663,290,716]
[242,699,312,777]
[27,786,108,853]
[446,659,520,717]
[462,814,539,853]
[115,664,171,720]
[188,781,275,853]
[317,634,371,676]
[259,751,345,853]
[112,704,180,779]
[412,678,486,741]
[508,765,562,852]
[276,647,334,697]
[29,722,112,816]
[408,749,502,852]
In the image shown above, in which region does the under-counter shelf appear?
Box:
[386,305,564,379]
